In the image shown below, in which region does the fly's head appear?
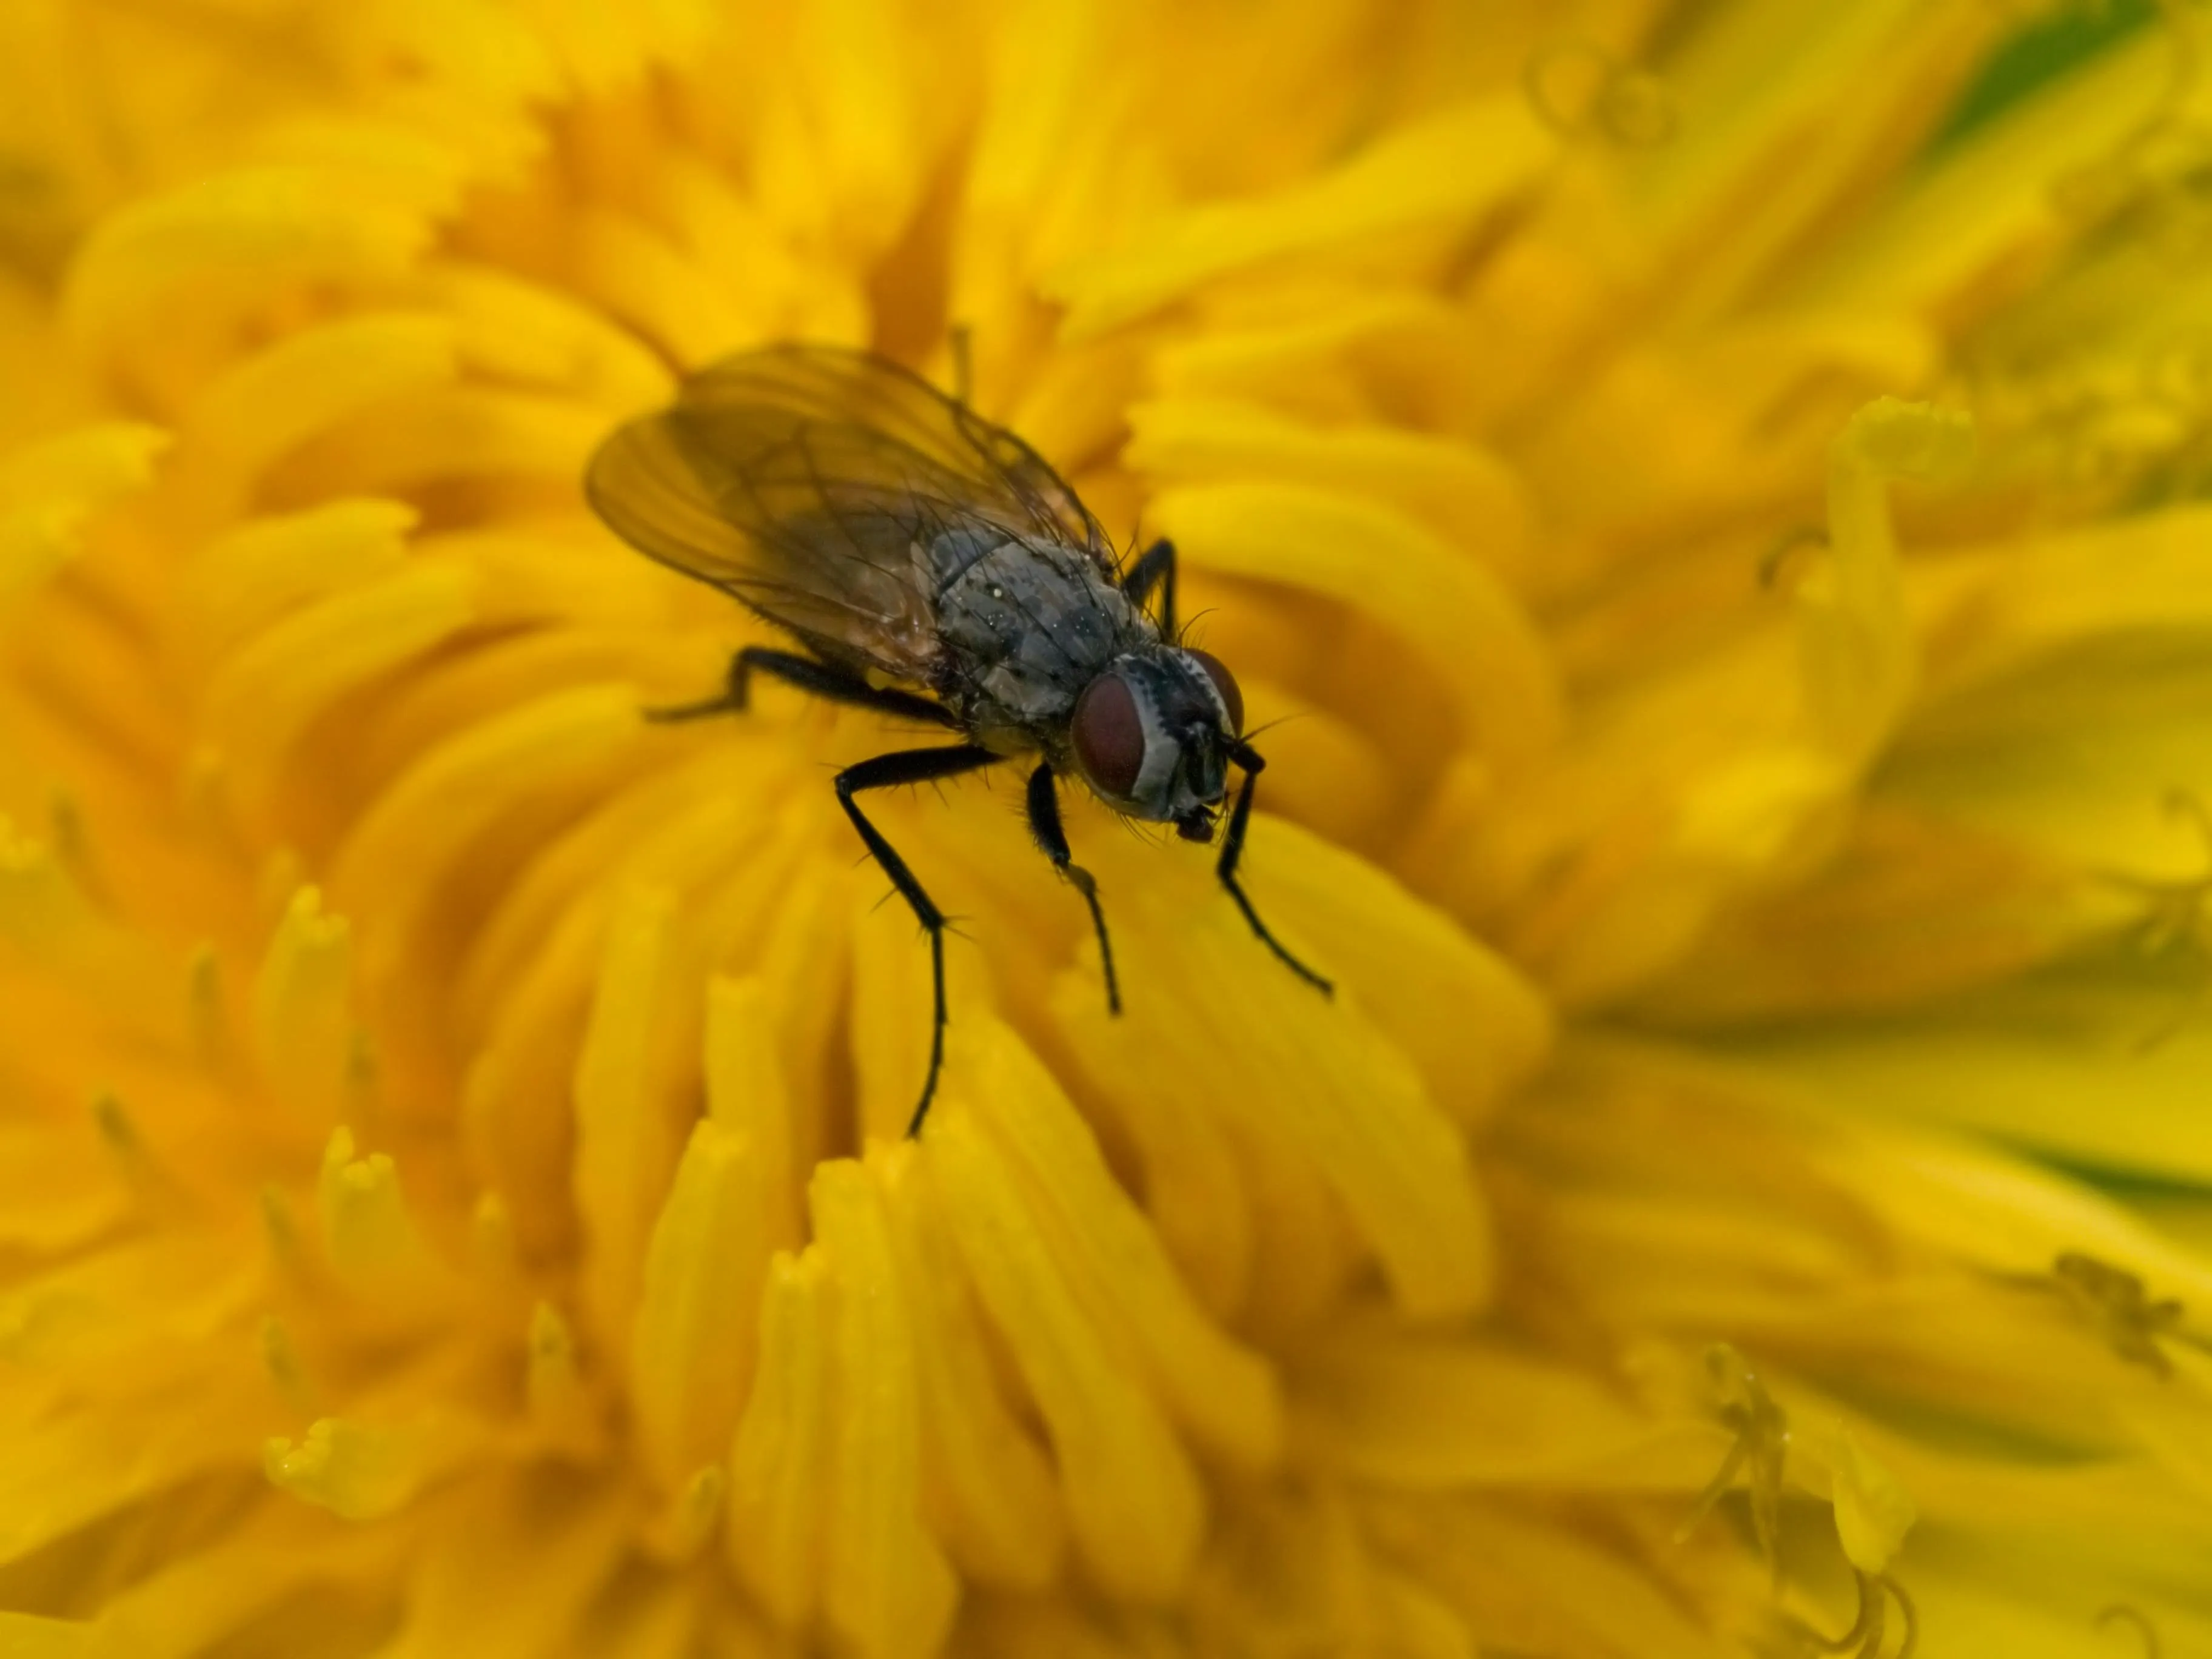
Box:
[1070,648,1245,834]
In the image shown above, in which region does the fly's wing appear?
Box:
[585,345,1115,680]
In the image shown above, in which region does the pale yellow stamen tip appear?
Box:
[1826,1427,1917,1575]
[252,886,356,1124]
[646,1464,728,1563]
[0,815,100,955]
[526,1299,597,1452]
[1806,397,1974,757]
[0,422,169,602]
[316,1126,432,1287]
[264,1417,430,1521]
[470,1190,518,1278]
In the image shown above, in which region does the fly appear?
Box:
[585,343,1332,1134]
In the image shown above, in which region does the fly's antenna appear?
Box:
[1240,712,1310,745]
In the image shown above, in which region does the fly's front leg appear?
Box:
[645,646,956,727]
[1121,538,1178,638]
[836,743,1003,1136]
[1218,742,1332,994]
[1025,762,1121,1014]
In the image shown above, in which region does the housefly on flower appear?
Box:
[585,344,1331,1134]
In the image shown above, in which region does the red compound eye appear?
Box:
[1071,672,1145,800]
[1186,649,1244,734]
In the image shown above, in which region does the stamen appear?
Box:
[811,1158,958,1657]
[251,886,355,1125]
[0,813,102,959]
[187,942,231,1073]
[42,789,104,906]
[644,1464,727,1563]
[1785,1570,1918,1659]
[1678,1346,1790,1589]
[2045,1250,2192,1376]
[179,745,233,850]
[726,1248,833,1628]
[526,1299,598,1453]
[573,883,680,1341]
[344,1031,381,1139]
[1887,1575,1920,1659]
[0,422,169,602]
[960,1025,1284,1470]
[2097,1604,2165,1659]
[925,1106,1205,1601]
[1822,1427,1917,1577]
[258,1314,317,1416]
[2048,0,2205,226]
[1808,400,1972,762]
[1758,527,1831,594]
[264,1415,455,1521]
[469,1191,518,1281]
[316,1126,437,1290]
[1523,40,1678,149]
[873,1151,1068,1590]
[258,1182,307,1279]
[90,1090,145,1181]
[630,1114,785,1488]
[1798,1567,1877,1655]
[2101,789,2212,1046]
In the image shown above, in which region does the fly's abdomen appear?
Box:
[928,530,1146,736]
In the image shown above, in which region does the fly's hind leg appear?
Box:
[836,743,1004,1136]
[1121,539,1178,637]
[1025,762,1121,1015]
[646,646,955,728]
[1217,742,1333,994]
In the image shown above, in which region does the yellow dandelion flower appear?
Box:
[5,0,2212,1655]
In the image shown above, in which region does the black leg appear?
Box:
[645,646,956,729]
[836,743,1004,1136]
[1121,538,1178,637]
[1024,763,1121,1016]
[1218,742,1332,994]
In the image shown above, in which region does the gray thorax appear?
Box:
[924,528,1153,746]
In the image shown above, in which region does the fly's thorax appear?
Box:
[1069,646,1245,825]
[927,528,1150,739]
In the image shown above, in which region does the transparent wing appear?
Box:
[585,344,1114,679]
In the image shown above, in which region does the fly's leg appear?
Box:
[1218,742,1333,994]
[1121,538,1178,638]
[836,743,1004,1136]
[645,646,955,728]
[1025,762,1121,1015]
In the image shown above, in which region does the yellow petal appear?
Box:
[922,1105,1205,1603]
[811,1158,960,1659]
[1050,98,1553,335]
[725,1248,833,1627]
